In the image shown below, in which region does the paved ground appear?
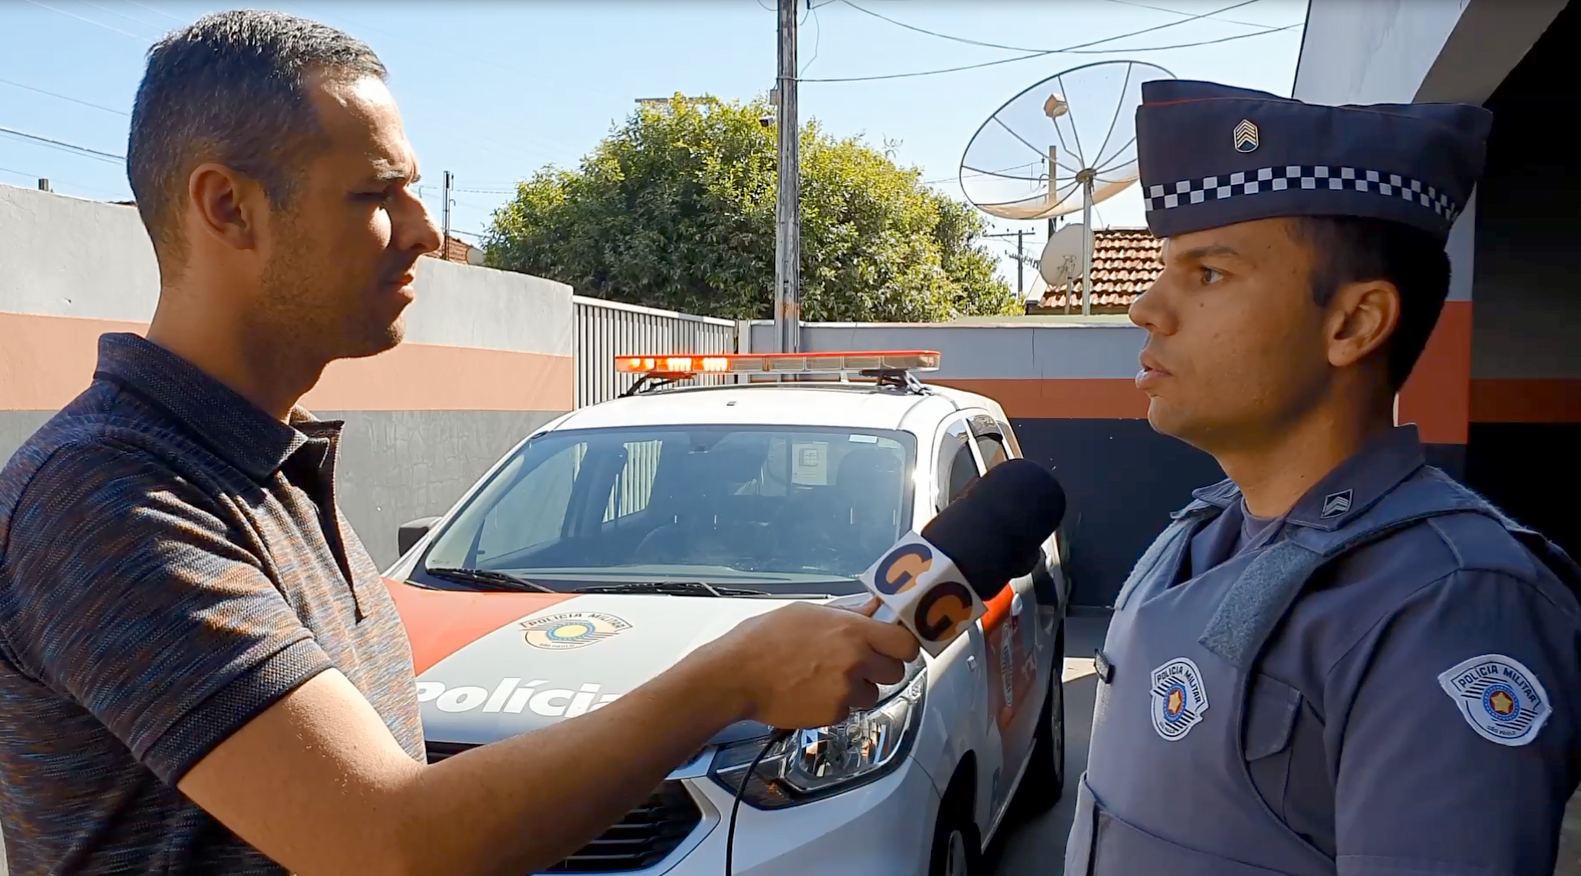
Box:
[985,614,1107,876]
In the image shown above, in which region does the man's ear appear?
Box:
[1325,279,1401,369]
[185,163,266,253]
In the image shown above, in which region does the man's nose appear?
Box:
[403,196,444,256]
[1128,278,1175,335]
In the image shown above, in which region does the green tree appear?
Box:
[484,95,1017,322]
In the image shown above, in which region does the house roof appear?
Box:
[1032,227,1162,314]
[423,235,483,266]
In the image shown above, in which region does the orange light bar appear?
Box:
[614,350,942,376]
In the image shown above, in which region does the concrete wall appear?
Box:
[0,182,574,568]
[1293,0,1472,106]
[1461,1,1581,565]
[1293,0,1577,556]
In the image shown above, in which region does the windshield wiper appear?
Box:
[426,567,556,594]
[571,581,768,597]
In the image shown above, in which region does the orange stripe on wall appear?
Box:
[1397,301,1471,445]
[929,378,1150,419]
[1470,378,1581,424]
[302,342,572,412]
[0,310,573,413]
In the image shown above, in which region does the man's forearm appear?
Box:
[396,651,749,876]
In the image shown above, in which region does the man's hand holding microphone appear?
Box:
[690,456,1068,732]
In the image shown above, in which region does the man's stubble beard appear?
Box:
[255,229,405,368]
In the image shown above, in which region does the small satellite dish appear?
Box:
[960,60,1173,313]
[1039,222,1085,289]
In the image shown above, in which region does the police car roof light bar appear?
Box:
[613,350,943,378]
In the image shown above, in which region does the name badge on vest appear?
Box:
[1150,657,1210,740]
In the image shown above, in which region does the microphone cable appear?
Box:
[724,727,793,876]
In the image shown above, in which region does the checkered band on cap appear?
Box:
[1143,165,1460,223]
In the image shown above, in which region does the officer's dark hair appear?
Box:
[127,10,386,266]
[1291,216,1451,391]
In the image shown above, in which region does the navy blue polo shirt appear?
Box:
[0,333,423,874]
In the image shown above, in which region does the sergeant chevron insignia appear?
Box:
[1233,119,1259,153]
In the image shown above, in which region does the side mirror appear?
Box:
[398,516,442,557]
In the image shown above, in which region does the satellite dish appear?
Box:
[961,60,1173,314]
[1039,222,1084,288]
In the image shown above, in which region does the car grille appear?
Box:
[425,741,703,873]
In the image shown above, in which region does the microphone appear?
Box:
[857,458,1066,656]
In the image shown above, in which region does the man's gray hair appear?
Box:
[127,9,386,260]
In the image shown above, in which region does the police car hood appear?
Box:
[387,581,809,744]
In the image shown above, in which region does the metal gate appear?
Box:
[573,296,740,408]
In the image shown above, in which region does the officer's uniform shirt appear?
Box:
[1076,426,1581,875]
[1068,79,1581,876]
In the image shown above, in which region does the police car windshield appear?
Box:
[419,425,917,596]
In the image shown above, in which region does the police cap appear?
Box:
[1135,80,1493,240]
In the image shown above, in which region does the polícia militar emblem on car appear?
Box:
[522,612,632,650]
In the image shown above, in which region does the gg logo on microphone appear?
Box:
[912,580,975,644]
[873,543,934,596]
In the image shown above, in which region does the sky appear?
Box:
[0,0,1308,294]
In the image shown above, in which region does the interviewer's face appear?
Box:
[256,73,441,362]
[1128,218,1332,453]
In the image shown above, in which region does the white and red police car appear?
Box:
[382,351,1070,876]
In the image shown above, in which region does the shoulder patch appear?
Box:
[1436,654,1551,747]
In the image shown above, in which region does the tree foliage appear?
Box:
[483,95,1016,322]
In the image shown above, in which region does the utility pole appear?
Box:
[773,0,800,355]
[986,228,1028,296]
[441,171,454,247]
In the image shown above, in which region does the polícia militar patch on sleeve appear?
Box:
[1436,654,1552,747]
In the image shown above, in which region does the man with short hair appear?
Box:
[0,11,918,875]
[1068,80,1581,875]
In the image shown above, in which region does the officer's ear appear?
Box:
[1324,279,1401,370]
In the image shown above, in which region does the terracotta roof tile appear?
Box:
[1033,227,1162,314]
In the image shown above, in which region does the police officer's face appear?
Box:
[1128,218,1335,451]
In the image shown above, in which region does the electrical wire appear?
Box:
[799,1,822,77]
[1063,22,1301,53]
[1103,0,1276,29]
[0,77,129,117]
[75,0,164,32]
[0,125,125,163]
[836,0,1261,55]
[0,164,127,199]
[724,729,792,876]
[18,0,150,42]
[801,21,1300,82]
[122,0,185,23]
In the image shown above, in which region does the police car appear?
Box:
[382,350,1070,876]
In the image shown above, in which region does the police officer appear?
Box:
[1066,79,1581,876]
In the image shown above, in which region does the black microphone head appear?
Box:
[920,458,1066,601]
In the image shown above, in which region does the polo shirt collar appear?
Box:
[93,333,322,481]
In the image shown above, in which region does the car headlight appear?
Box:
[708,667,926,809]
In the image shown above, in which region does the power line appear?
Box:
[76,0,164,32]
[0,76,130,117]
[0,164,127,199]
[835,0,1261,56]
[1066,23,1301,53]
[0,125,125,163]
[800,2,823,76]
[801,19,1299,82]
[1103,0,1275,29]
[122,0,185,23]
[18,0,150,42]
